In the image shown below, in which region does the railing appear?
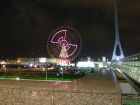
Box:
[0,68,85,82]
[111,53,140,84]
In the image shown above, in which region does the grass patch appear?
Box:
[0,72,85,81]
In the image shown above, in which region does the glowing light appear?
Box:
[49,80,77,91]
[2,65,6,68]
[0,61,6,64]
[48,67,54,70]
[60,67,63,70]
[39,58,46,63]
[102,56,106,62]
[16,77,20,80]
[29,64,33,67]
[51,30,67,44]
[77,61,95,68]
[87,57,91,62]
[69,63,75,67]
[116,58,120,61]
[42,67,45,71]
[17,60,20,63]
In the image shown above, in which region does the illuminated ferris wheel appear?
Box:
[47,26,82,64]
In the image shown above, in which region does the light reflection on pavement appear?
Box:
[49,80,77,91]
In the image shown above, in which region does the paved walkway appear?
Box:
[75,68,121,94]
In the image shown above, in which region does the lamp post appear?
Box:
[62,69,63,81]
[3,64,6,78]
[46,69,47,80]
[60,67,63,81]
[32,52,35,66]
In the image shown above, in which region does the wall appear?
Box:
[0,80,121,105]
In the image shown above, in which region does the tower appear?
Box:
[112,0,124,61]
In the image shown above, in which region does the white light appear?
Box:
[87,57,91,62]
[98,63,104,68]
[17,60,20,63]
[29,64,33,67]
[2,65,6,68]
[16,77,20,80]
[70,63,75,67]
[39,58,46,63]
[77,61,95,68]
[34,65,37,68]
[104,65,107,68]
[0,61,6,64]
[102,56,106,62]
[116,58,120,61]
[42,67,45,71]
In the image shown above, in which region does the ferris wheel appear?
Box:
[47,26,82,64]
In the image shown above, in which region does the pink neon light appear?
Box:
[51,30,66,43]
[66,44,77,57]
[51,29,78,57]
[49,80,77,91]
[58,37,64,42]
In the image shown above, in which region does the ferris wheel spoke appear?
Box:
[64,30,67,40]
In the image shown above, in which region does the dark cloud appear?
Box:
[0,0,140,60]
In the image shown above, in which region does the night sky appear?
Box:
[0,0,140,60]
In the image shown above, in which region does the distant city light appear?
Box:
[69,63,75,67]
[29,64,33,67]
[87,57,91,62]
[0,61,6,64]
[116,58,120,61]
[17,60,20,63]
[42,67,45,71]
[102,56,106,62]
[2,65,6,68]
[77,61,94,68]
[39,58,46,63]
[60,67,63,70]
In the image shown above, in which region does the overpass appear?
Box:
[111,53,140,94]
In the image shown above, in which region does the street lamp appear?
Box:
[60,67,63,81]
[3,64,6,78]
[46,69,47,80]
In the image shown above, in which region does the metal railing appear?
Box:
[112,53,140,84]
